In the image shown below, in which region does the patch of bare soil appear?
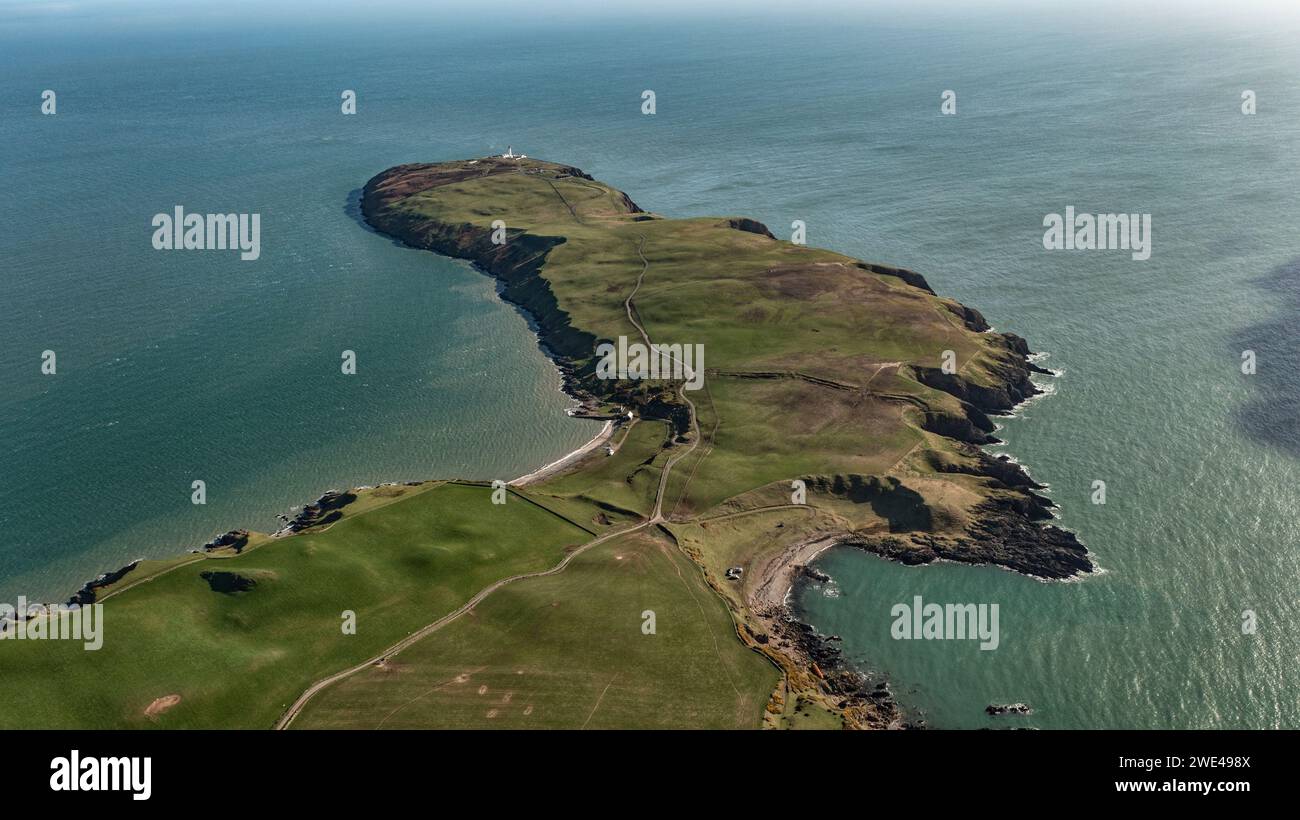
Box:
[144,694,181,718]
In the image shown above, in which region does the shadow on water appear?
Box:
[345,187,409,248]
[1232,257,1300,456]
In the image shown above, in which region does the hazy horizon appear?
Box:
[4,0,1300,39]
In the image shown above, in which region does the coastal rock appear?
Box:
[799,565,832,584]
[722,217,776,239]
[959,498,1091,578]
[920,407,998,445]
[924,448,1045,490]
[943,301,991,332]
[986,702,1033,716]
[909,362,1040,416]
[842,494,1092,579]
[764,607,909,729]
[203,529,250,553]
[286,491,356,532]
[857,262,936,295]
[977,453,1045,490]
[67,560,141,607]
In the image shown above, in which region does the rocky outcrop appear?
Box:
[723,217,776,239]
[909,359,1037,415]
[203,529,250,553]
[857,262,936,295]
[944,301,991,332]
[960,497,1090,577]
[843,493,1090,580]
[920,406,998,445]
[67,560,141,606]
[987,702,1033,716]
[906,328,1052,418]
[800,565,832,584]
[766,613,911,729]
[285,490,356,532]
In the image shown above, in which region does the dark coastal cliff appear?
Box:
[362,163,599,398]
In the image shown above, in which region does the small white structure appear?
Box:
[605,445,615,457]
[501,145,527,160]
[725,566,744,581]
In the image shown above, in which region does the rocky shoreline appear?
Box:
[745,533,906,728]
[66,560,142,607]
[58,483,405,608]
[771,358,1084,727]
[766,602,913,729]
[829,486,1091,581]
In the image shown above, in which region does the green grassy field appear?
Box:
[0,482,590,728]
[294,528,777,729]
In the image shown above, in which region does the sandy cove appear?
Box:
[749,533,844,615]
[510,419,615,487]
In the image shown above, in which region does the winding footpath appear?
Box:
[627,235,702,523]
[274,514,653,728]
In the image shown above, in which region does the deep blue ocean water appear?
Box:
[3,7,1298,727]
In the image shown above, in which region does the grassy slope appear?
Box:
[526,418,670,526]
[295,528,775,729]
[0,482,592,728]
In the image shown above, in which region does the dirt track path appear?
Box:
[275,233,703,729]
[626,235,702,523]
[274,516,652,728]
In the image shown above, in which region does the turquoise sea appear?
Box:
[3,5,1298,728]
